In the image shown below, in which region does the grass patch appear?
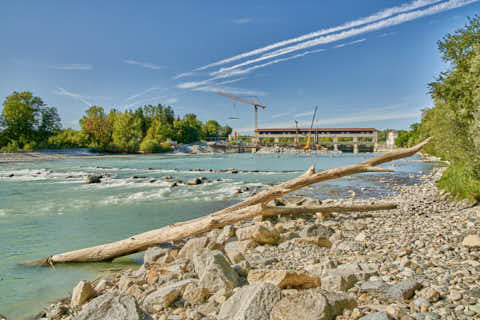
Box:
[437,163,480,201]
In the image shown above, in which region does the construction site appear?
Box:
[216,92,380,153]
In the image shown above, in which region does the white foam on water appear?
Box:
[100,181,267,205]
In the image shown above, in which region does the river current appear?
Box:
[0,152,433,318]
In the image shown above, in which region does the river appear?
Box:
[0,152,433,319]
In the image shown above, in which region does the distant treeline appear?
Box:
[395,15,480,201]
[0,92,232,153]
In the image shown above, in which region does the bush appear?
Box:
[438,163,480,201]
[140,139,172,153]
[23,142,36,152]
[1,140,20,153]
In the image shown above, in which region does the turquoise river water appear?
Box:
[0,152,433,319]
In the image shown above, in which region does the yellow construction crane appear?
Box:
[303,106,318,150]
[217,92,266,142]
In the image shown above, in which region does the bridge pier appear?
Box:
[353,136,359,154]
[274,137,279,144]
[333,136,338,152]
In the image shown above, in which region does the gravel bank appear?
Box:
[34,166,480,320]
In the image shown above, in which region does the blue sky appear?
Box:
[0,0,479,133]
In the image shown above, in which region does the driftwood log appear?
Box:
[28,138,430,266]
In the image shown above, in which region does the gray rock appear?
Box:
[143,280,194,312]
[384,279,421,300]
[177,236,209,260]
[360,280,389,293]
[75,291,149,320]
[71,280,96,307]
[359,312,392,320]
[192,249,240,293]
[218,283,281,320]
[270,288,357,320]
[321,263,378,292]
[299,224,334,239]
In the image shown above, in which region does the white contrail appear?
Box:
[195,0,445,72]
[52,87,92,106]
[211,0,476,78]
[334,38,367,48]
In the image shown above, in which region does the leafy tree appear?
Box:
[201,120,222,139]
[111,112,143,153]
[1,91,44,145]
[174,113,202,144]
[37,106,62,144]
[79,106,112,149]
[415,15,480,200]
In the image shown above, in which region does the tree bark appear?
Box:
[27,139,430,266]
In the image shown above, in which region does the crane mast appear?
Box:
[217,92,266,143]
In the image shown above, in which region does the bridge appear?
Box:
[255,128,378,153]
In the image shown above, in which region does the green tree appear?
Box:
[174,113,202,143]
[416,15,480,200]
[201,120,222,139]
[0,91,44,145]
[79,106,112,149]
[37,106,62,145]
[111,112,143,153]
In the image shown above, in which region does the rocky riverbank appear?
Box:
[31,166,480,320]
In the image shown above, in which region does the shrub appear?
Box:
[140,139,172,153]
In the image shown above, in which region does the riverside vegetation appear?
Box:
[0,93,232,154]
[395,15,480,201]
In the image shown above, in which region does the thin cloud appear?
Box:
[209,0,477,79]
[124,59,164,70]
[194,0,446,72]
[166,97,178,104]
[126,87,164,101]
[334,38,367,48]
[49,64,93,70]
[232,18,253,24]
[52,87,92,106]
[295,111,315,118]
[271,112,291,119]
[194,85,267,97]
[172,72,195,80]
[378,31,397,37]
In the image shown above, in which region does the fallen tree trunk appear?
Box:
[27,139,430,266]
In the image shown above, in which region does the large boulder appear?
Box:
[143,246,170,265]
[192,249,240,293]
[321,263,378,292]
[74,291,149,320]
[143,279,195,313]
[236,225,281,245]
[178,236,210,260]
[270,288,357,320]
[247,269,321,289]
[224,240,256,264]
[71,280,96,307]
[218,283,281,320]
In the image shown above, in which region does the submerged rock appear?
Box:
[187,177,203,185]
[85,175,102,184]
